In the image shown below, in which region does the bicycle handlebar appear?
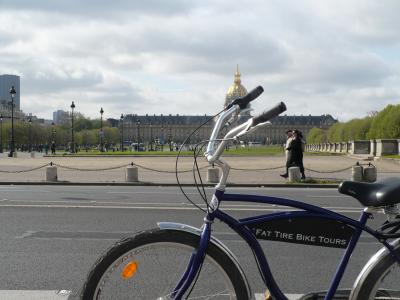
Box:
[225,86,264,109]
[205,86,287,165]
[252,101,287,126]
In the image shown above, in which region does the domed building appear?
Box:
[225,66,248,108]
[115,68,336,147]
[224,66,252,118]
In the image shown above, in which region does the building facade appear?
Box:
[0,74,20,110]
[118,69,336,145]
[0,74,25,121]
[53,110,70,125]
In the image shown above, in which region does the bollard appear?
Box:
[46,166,58,182]
[288,166,301,182]
[126,166,139,182]
[13,152,17,158]
[363,163,377,182]
[207,167,220,183]
[351,162,363,182]
[30,152,35,158]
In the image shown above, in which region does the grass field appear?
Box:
[54,145,285,156]
[53,146,351,157]
[383,154,400,159]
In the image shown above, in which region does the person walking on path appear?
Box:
[51,141,56,155]
[280,130,293,178]
[284,129,306,180]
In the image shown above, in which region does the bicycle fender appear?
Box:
[157,222,253,299]
[349,238,400,300]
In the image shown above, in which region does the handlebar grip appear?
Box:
[252,102,287,126]
[226,86,264,109]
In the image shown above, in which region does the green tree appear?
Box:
[367,104,400,139]
[306,127,327,143]
[327,123,344,142]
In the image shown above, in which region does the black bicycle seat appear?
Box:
[338,177,400,207]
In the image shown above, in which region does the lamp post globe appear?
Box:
[9,86,16,157]
[70,101,75,153]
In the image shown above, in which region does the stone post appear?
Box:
[126,166,139,182]
[288,167,301,182]
[351,163,363,182]
[46,165,57,182]
[370,140,376,157]
[335,143,340,153]
[340,142,346,153]
[349,141,354,154]
[207,167,220,183]
[363,163,377,182]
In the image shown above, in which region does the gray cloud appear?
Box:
[0,0,399,121]
[0,0,196,17]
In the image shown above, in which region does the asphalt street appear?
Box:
[0,185,390,299]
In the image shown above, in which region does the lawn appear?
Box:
[52,145,285,156]
[383,154,400,159]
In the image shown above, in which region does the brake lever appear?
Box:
[234,120,271,139]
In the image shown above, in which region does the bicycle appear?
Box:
[80,86,400,299]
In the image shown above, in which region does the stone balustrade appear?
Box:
[304,139,399,157]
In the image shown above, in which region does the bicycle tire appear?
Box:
[80,228,249,300]
[352,247,400,300]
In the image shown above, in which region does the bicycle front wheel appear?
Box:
[80,228,248,300]
[353,247,400,300]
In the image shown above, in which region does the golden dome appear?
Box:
[224,65,248,108]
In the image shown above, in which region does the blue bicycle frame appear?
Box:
[173,189,400,300]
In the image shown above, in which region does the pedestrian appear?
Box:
[297,130,306,180]
[280,130,293,178]
[51,141,56,154]
[285,129,306,180]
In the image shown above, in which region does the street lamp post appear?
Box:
[51,122,56,154]
[0,114,3,153]
[51,122,55,142]
[120,114,124,152]
[149,122,153,151]
[70,101,75,153]
[28,117,32,152]
[9,86,16,157]
[137,119,141,151]
[161,125,164,152]
[100,107,104,152]
[169,125,173,151]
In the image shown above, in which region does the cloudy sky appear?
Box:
[0,0,399,121]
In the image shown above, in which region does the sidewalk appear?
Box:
[0,152,399,186]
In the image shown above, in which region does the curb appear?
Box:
[0,181,340,188]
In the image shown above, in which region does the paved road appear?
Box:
[0,152,399,184]
[0,185,390,299]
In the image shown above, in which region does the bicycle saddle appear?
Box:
[338,177,400,207]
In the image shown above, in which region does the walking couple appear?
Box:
[281,129,306,180]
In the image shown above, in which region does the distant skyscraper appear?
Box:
[53,110,70,125]
[0,74,20,110]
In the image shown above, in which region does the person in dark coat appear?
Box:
[285,129,306,180]
[280,130,293,178]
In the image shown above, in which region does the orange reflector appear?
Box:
[121,261,138,280]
